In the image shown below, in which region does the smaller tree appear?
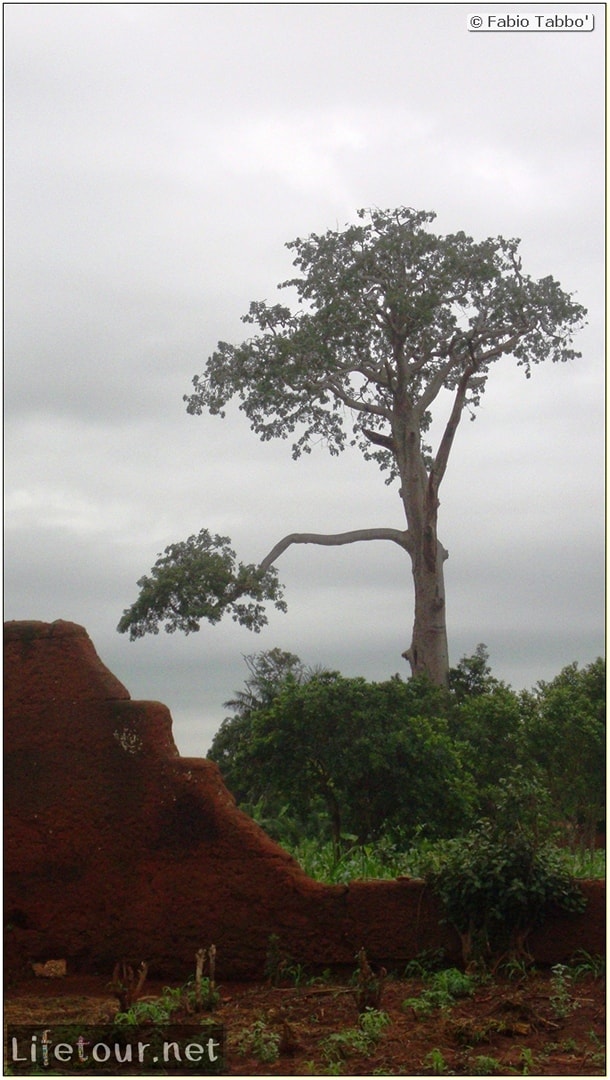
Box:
[449,644,499,701]
[221,647,308,718]
[209,669,474,848]
[207,648,310,817]
[521,658,605,848]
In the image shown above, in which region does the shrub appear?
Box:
[421,820,586,964]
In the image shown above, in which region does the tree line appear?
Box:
[208,647,605,853]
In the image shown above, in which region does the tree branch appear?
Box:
[362,427,396,453]
[429,366,474,493]
[415,354,460,415]
[322,377,391,420]
[259,527,413,572]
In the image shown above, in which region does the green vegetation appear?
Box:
[285,835,603,884]
[321,1008,391,1062]
[424,1047,453,1075]
[114,978,220,1024]
[549,964,576,1018]
[403,968,476,1016]
[235,1018,281,1063]
[471,1055,502,1075]
[204,646,604,966]
[420,818,587,964]
[207,647,604,867]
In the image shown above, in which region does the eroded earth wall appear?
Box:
[4,621,604,979]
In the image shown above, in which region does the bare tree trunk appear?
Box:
[396,415,450,687]
[403,538,449,686]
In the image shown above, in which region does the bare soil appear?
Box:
[4,968,605,1076]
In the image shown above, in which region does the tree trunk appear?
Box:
[397,416,450,687]
[403,538,449,686]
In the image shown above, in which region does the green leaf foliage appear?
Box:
[422,817,587,963]
[520,658,605,845]
[117,529,286,639]
[208,647,605,869]
[209,665,475,846]
[185,207,586,478]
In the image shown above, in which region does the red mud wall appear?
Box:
[4,621,604,980]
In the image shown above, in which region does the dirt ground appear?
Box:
[4,964,605,1077]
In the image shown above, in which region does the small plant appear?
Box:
[179,975,220,1013]
[263,933,313,986]
[402,991,436,1017]
[114,1002,160,1024]
[585,1029,606,1069]
[360,1007,391,1040]
[236,1018,281,1063]
[304,1062,343,1076]
[114,954,221,1026]
[115,988,177,1025]
[549,963,575,1018]
[424,1047,453,1075]
[321,1009,390,1061]
[497,956,530,980]
[403,967,475,1016]
[431,967,476,998]
[471,1055,501,1075]
[560,1037,578,1052]
[519,1047,536,1075]
[403,949,446,978]
[570,949,605,979]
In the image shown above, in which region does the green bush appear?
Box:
[421,820,587,964]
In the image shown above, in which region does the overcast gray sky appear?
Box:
[4,3,605,757]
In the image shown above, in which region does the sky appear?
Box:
[4,3,605,758]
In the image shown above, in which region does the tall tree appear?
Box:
[118,208,586,684]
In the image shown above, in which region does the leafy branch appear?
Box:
[118,526,411,639]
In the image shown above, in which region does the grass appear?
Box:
[287,836,605,884]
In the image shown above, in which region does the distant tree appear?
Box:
[520,658,605,847]
[449,643,499,701]
[118,208,586,685]
[207,648,308,806]
[222,647,308,717]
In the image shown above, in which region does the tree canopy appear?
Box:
[209,663,474,847]
[208,649,605,852]
[119,207,586,684]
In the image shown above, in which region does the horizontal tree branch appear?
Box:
[259,527,413,572]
